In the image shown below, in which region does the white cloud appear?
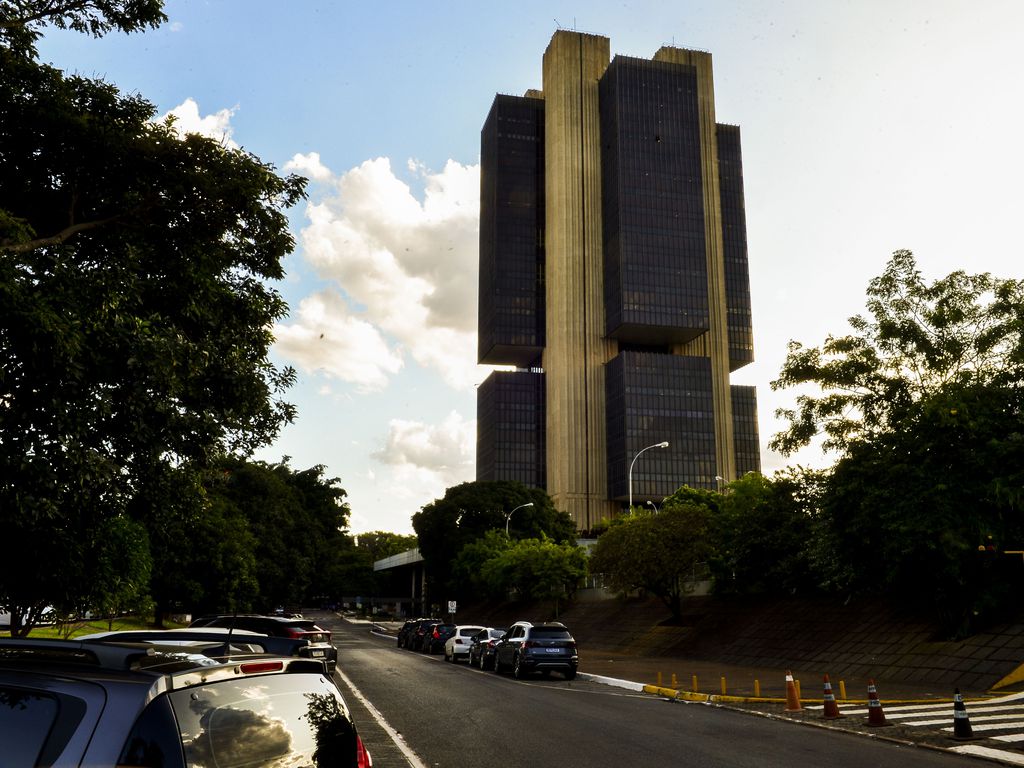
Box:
[371,411,476,500]
[285,151,333,182]
[272,291,403,393]
[160,98,238,148]
[277,156,491,391]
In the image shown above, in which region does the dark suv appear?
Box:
[189,613,338,671]
[0,631,370,767]
[493,622,578,680]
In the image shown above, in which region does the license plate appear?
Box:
[545,648,562,653]
[311,649,325,657]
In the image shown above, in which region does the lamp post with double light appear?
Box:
[628,441,669,510]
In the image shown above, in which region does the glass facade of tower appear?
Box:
[599,57,709,344]
[606,352,717,498]
[476,370,546,487]
[478,95,546,367]
[717,123,755,371]
[731,385,761,475]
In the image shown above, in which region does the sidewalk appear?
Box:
[578,649,1000,702]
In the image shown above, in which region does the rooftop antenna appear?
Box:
[554,18,562,29]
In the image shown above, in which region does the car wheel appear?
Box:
[483,655,493,671]
[564,669,577,681]
[493,653,503,674]
[513,654,526,680]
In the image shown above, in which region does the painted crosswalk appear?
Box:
[807,691,1024,764]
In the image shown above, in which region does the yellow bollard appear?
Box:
[692,674,699,692]
[839,680,847,701]
[721,676,727,695]
[795,679,802,700]
[657,671,663,687]
[754,679,761,697]
[670,673,678,689]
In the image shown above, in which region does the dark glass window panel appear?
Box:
[476,370,546,488]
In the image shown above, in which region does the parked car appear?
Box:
[493,621,578,680]
[397,618,419,648]
[422,623,456,654]
[0,631,371,767]
[443,624,486,662]
[404,618,441,651]
[468,627,507,670]
[188,614,338,671]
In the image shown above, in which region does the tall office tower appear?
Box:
[477,31,758,531]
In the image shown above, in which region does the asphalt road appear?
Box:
[312,612,970,768]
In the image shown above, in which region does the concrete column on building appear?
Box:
[541,31,619,531]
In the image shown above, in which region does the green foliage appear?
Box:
[0,2,303,633]
[412,481,573,602]
[89,516,153,630]
[771,250,1024,456]
[710,470,819,596]
[200,458,351,613]
[590,504,712,621]
[451,530,512,599]
[816,383,1024,635]
[356,532,418,562]
[480,537,587,616]
[0,0,166,55]
[770,251,1024,634]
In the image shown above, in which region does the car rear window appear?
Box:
[531,628,572,639]
[168,673,358,768]
[1,688,59,766]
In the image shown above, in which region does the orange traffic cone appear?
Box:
[866,679,888,727]
[784,670,802,712]
[952,688,974,740]
[822,674,844,719]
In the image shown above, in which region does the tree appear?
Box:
[710,470,818,596]
[0,2,304,632]
[481,538,587,618]
[0,0,165,55]
[770,251,1024,633]
[89,516,153,631]
[412,481,574,603]
[771,250,1024,456]
[817,383,1024,635]
[202,458,351,612]
[356,532,418,562]
[589,504,713,622]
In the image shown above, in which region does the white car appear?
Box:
[444,624,486,662]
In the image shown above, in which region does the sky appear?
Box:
[37,0,1024,534]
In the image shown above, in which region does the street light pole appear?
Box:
[646,500,659,514]
[505,502,534,537]
[628,441,669,510]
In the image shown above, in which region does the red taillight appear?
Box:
[487,640,496,647]
[455,638,464,645]
[522,641,535,649]
[356,735,372,768]
[432,628,440,639]
[285,627,303,639]
[239,661,283,674]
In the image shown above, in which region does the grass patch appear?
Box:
[12,616,187,640]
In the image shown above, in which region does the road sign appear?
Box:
[448,600,457,614]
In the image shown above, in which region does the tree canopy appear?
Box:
[771,250,1024,456]
[770,251,1024,634]
[412,481,575,604]
[0,0,306,632]
[589,502,713,621]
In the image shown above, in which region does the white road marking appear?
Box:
[335,666,429,768]
[949,745,1024,765]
